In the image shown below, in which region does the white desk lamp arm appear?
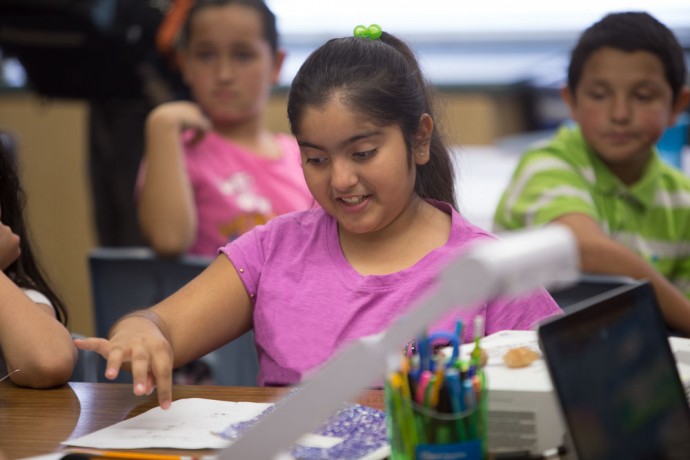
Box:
[219,224,579,460]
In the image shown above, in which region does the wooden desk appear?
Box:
[0,381,384,459]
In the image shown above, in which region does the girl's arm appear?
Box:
[0,272,77,388]
[137,101,211,256]
[555,213,690,336]
[76,255,253,409]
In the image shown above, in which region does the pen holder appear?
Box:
[385,369,488,460]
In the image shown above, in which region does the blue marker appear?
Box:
[417,333,429,371]
[445,368,468,442]
[464,378,478,439]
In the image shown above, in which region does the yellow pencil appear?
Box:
[429,355,445,408]
[399,358,412,401]
[65,448,212,460]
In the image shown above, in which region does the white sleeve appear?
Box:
[22,288,53,307]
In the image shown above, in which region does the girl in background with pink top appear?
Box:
[137,0,312,258]
[77,26,561,408]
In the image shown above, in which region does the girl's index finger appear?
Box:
[73,337,112,358]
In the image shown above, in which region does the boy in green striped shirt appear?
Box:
[494,12,690,335]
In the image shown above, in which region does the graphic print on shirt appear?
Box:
[218,172,276,242]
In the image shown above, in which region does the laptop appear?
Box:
[538,282,690,460]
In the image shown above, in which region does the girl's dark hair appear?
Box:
[179,0,279,53]
[0,133,68,325]
[287,32,457,209]
[568,11,687,102]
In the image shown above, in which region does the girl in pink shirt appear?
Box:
[78,25,560,407]
[137,0,311,258]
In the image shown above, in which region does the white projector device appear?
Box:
[461,330,690,455]
[460,330,564,454]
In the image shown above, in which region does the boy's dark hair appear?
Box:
[0,133,68,325]
[287,32,457,209]
[179,0,278,53]
[568,11,687,102]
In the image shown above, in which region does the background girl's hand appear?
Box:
[74,317,175,409]
[139,101,209,256]
[148,101,212,145]
[0,220,20,271]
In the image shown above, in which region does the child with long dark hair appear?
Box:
[78,27,560,408]
[0,132,76,387]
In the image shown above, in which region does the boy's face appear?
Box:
[562,47,688,177]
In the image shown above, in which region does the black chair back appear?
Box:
[88,247,259,385]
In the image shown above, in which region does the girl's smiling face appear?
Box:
[297,97,431,239]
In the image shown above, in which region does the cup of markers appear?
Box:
[385,320,488,460]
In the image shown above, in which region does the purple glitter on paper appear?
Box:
[218,403,389,460]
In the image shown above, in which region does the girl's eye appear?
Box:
[633,92,654,102]
[234,51,256,62]
[194,50,215,62]
[353,149,376,160]
[305,157,327,166]
[587,91,607,100]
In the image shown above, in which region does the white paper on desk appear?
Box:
[19,454,64,460]
[62,398,271,450]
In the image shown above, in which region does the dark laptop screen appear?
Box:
[538,282,690,460]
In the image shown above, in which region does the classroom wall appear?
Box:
[0,93,96,335]
[0,88,527,337]
[266,89,527,146]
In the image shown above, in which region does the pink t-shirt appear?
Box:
[138,131,313,257]
[220,201,561,386]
